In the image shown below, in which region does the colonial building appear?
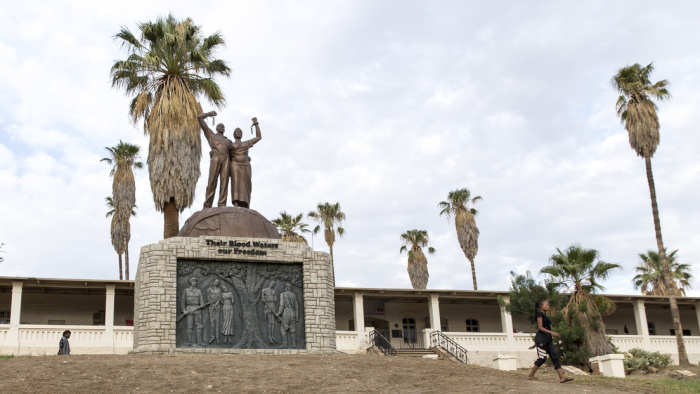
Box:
[1,276,699,366]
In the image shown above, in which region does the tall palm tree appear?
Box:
[308,202,346,260]
[438,188,482,290]
[111,14,230,238]
[308,202,345,286]
[612,63,688,364]
[272,211,311,244]
[101,141,142,280]
[633,249,693,296]
[400,230,436,289]
[105,197,137,280]
[541,245,621,359]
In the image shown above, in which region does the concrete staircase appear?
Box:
[395,348,439,359]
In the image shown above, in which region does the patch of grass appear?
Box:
[647,379,700,394]
[0,354,15,359]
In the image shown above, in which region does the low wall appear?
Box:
[0,324,133,356]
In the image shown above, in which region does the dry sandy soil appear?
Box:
[0,353,685,393]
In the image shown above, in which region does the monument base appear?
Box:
[133,236,336,354]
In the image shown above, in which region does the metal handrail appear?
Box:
[369,330,397,356]
[430,331,468,364]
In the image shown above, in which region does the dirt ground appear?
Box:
[0,353,692,393]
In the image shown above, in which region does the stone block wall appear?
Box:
[134,236,336,354]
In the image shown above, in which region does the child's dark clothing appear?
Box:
[533,311,560,370]
[58,335,71,355]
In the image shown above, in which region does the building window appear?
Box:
[0,310,10,324]
[93,310,105,326]
[48,320,66,325]
[670,329,691,336]
[466,318,479,332]
[648,322,656,335]
[440,318,449,332]
[348,319,355,331]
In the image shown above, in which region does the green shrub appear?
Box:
[623,348,672,374]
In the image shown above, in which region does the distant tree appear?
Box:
[308,203,346,260]
[111,14,230,238]
[105,197,137,280]
[541,245,620,360]
[0,243,5,264]
[438,188,482,290]
[105,197,137,218]
[633,249,693,296]
[612,62,688,364]
[272,211,311,244]
[102,141,142,280]
[399,229,435,289]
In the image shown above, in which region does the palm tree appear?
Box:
[438,188,482,290]
[612,63,689,364]
[101,141,142,280]
[633,249,693,296]
[105,197,137,219]
[105,197,137,280]
[541,245,621,359]
[272,211,311,244]
[400,230,436,289]
[308,202,346,260]
[111,14,230,238]
[308,202,345,286]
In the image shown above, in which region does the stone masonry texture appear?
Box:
[134,236,336,354]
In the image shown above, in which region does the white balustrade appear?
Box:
[513,333,534,349]
[335,331,359,350]
[444,332,509,350]
[0,325,134,354]
[609,335,645,351]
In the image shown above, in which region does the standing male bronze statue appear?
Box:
[229,117,262,208]
[197,112,262,208]
[197,111,232,208]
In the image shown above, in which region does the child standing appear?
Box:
[58,330,71,355]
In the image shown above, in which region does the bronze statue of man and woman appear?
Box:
[197,111,262,209]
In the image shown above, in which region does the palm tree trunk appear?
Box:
[122,220,130,280]
[329,243,335,287]
[469,258,478,290]
[118,252,123,281]
[164,197,179,239]
[645,157,688,364]
[124,236,130,281]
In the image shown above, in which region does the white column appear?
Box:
[428,294,441,331]
[695,301,700,337]
[8,281,23,352]
[633,299,651,348]
[352,292,365,349]
[104,285,116,352]
[500,295,516,352]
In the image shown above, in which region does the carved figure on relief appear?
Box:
[220,285,235,344]
[277,282,300,349]
[181,278,206,346]
[206,279,223,344]
[261,280,278,343]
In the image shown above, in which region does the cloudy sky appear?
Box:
[1,1,699,296]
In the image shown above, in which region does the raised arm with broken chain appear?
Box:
[197,111,218,146]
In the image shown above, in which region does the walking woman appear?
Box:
[527,300,573,383]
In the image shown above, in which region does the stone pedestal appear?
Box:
[133,236,336,354]
[589,354,626,378]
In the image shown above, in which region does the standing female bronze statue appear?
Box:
[229,118,262,208]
